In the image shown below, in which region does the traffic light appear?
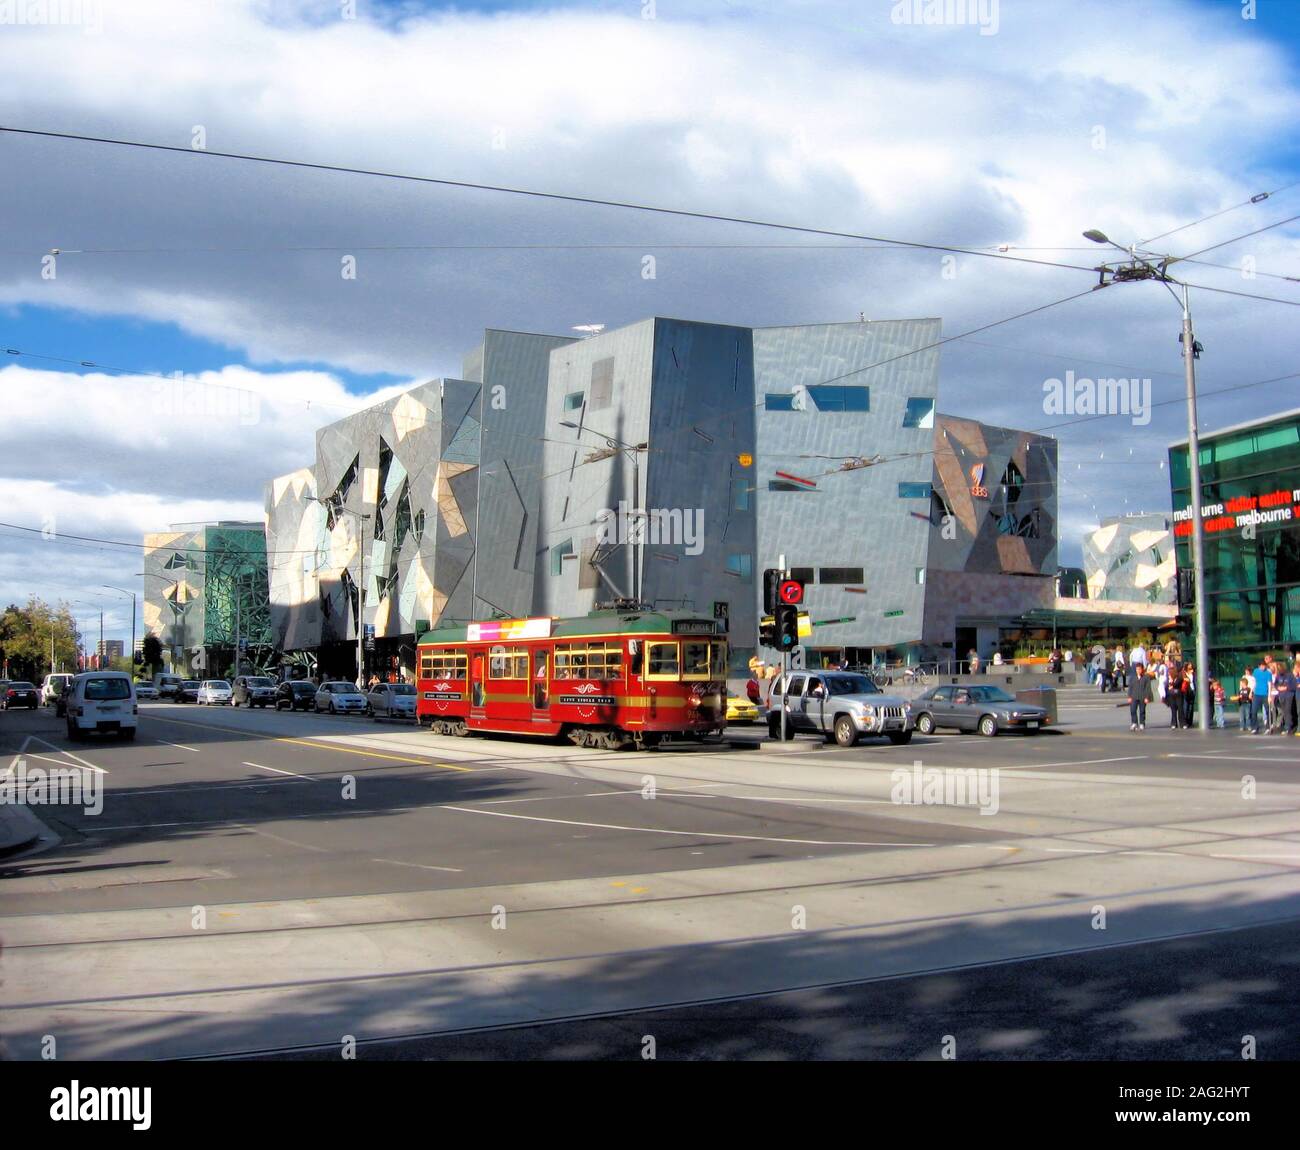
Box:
[776,603,800,650]
[759,615,778,648]
[762,568,781,614]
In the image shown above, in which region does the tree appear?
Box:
[141,634,164,678]
[0,598,80,681]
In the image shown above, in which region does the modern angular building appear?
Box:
[1170,407,1300,678]
[266,330,572,680]
[1082,512,1176,605]
[142,521,270,676]
[263,316,1062,679]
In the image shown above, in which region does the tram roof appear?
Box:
[417,608,720,646]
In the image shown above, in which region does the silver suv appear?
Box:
[767,671,913,746]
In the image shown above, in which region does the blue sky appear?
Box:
[0,0,1296,642]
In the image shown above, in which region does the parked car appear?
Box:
[153,673,184,701]
[196,679,232,705]
[178,680,202,703]
[42,673,74,707]
[766,671,913,747]
[65,671,137,740]
[232,675,276,708]
[274,680,319,712]
[367,682,417,720]
[134,681,159,700]
[315,681,369,715]
[725,694,760,724]
[912,684,1051,737]
[3,681,39,710]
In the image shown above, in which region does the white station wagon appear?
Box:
[196,679,233,705]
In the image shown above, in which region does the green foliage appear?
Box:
[141,634,164,676]
[0,598,81,680]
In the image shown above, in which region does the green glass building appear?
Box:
[1169,408,1300,680]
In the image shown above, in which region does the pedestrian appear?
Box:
[1154,657,1169,714]
[1088,646,1103,685]
[1238,670,1254,732]
[1127,663,1152,731]
[1250,657,1272,734]
[1181,662,1196,729]
[1113,645,1127,691]
[1274,658,1297,736]
[1211,678,1226,729]
[1167,662,1185,728]
[969,649,981,674]
[745,676,761,704]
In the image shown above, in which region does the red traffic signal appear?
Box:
[778,579,804,605]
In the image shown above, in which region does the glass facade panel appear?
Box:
[903,397,935,428]
[1169,412,1300,679]
[807,385,869,412]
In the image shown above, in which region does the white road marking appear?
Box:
[994,755,1147,771]
[372,857,464,873]
[437,804,935,848]
[247,826,329,853]
[1045,847,1106,854]
[244,761,316,781]
[5,737,107,775]
[156,739,200,753]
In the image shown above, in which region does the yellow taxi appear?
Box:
[726,694,761,724]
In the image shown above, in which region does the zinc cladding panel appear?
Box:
[753,321,940,650]
[644,319,757,651]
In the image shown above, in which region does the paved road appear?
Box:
[1,697,1297,1059]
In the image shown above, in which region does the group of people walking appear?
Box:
[1237,654,1300,736]
[1121,639,1200,731]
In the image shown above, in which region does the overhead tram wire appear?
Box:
[4,360,1294,560]
[1139,179,1300,247]
[0,125,1104,276]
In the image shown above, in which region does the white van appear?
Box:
[41,673,74,706]
[66,671,138,741]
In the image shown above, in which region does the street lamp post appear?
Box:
[559,420,649,604]
[308,497,371,685]
[1084,228,1212,731]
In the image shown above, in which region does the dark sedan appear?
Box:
[912,684,1050,737]
[178,680,202,703]
[3,681,39,709]
[274,680,318,712]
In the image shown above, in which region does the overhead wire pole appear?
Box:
[1083,229,1213,731]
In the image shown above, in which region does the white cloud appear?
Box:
[0,0,1296,628]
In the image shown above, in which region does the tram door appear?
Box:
[531,649,550,720]
[470,653,485,717]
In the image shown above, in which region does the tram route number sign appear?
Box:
[778,579,804,605]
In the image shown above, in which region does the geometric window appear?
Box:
[765,393,797,412]
[807,385,869,412]
[551,539,574,577]
[726,553,753,580]
[819,567,864,584]
[898,482,932,499]
[903,397,935,428]
[564,392,585,411]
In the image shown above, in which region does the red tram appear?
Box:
[415,609,727,749]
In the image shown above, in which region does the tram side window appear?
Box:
[488,647,529,679]
[682,642,713,679]
[554,642,622,679]
[646,642,680,679]
[422,652,467,678]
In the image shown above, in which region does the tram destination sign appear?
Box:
[672,620,716,635]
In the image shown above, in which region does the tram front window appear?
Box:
[647,642,679,679]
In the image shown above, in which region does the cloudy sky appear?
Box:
[1,0,1297,647]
